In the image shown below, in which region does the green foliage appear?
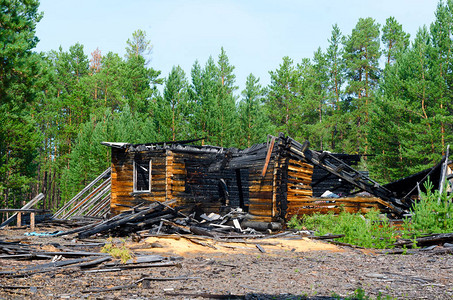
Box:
[155,65,190,141]
[188,49,239,147]
[288,178,453,249]
[237,73,271,147]
[342,17,381,155]
[288,209,399,249]
[332,288,395,300]
[101,238,133,264]
[0,0,43,206]
[125,29,153,62]
[61,106,157,201]
[382,16,410,65]
[410,180,453,234]
[265,56,303,138]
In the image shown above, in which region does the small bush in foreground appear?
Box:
[101,237,133,263]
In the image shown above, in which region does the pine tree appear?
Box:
[216,48,238,147]
[125,29,153,63]
[123,30,162,116]
[326,24,345,111]
[303,48,331,150]
[382,17,410,65]
[325,24,347,151]
[265,56,303,138]
[430,0,453,154]
[371,26,446,180]
[238,73,270,147]
[343,17,381,154]
[62,105,158,201]
[156,66,190,141]
[0,0,44,207]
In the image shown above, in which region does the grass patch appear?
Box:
[101,237,133,263]
[331,288,396,300]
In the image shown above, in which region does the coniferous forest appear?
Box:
[1,0,453,211]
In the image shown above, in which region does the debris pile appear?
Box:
[0,237,180,279]
[52,200,278,240]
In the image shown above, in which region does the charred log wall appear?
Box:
[110,148,168,215]
[169,151,248,212]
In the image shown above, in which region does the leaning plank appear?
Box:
[256,244,266,253]
[53,168,111,219]
[160,219,191,234]
[57,206,135,237]
[0,193,44,228]
[60,179,111,219]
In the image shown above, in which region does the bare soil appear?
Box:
[1,226,452,300]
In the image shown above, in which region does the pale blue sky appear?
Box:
[35,0,439,93]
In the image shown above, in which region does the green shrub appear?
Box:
[410,180,453,234]
[101,237,133,263]
[288,179,452,248]
[288,209,399,249]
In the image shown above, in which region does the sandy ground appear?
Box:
[136,235,342,256]
[0,226,452,299]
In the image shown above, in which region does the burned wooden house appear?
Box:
[102,134,412,223]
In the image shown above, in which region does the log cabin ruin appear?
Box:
[99,133,451,224]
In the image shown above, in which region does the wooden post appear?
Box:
[30,212,35,231]
[438,145,450,203]
[16,212,22,227]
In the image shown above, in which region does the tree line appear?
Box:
[1,0,452,210]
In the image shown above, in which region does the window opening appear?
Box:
[134,158,151,192]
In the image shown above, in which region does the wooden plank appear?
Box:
[287,165,313,173]
[288,159,314,168]
[287,171,312,181]
[249,186,273,192]
[287,184,312,191]
[286,190,314,197]
[261,137,275,177]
